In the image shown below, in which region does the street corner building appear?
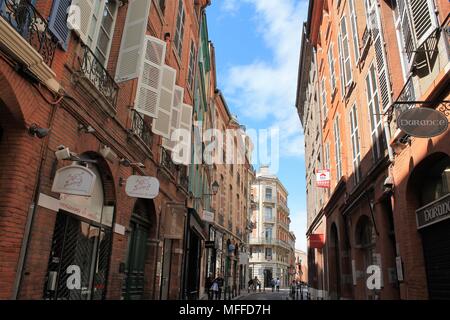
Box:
[0,0,255,300]
[296,0,450,299]
[248,166,297,289]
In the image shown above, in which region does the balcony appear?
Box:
[178,165,189,192]
[131,110,153,149]
[0,0,59,91]
[249,237,274,245]
[263,216,275,224]
[160,147,177,176]
[74,43,119,116]
[263,196,275,204]
[278,202,289,214]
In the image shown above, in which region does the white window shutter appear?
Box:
[371,3,392,112]
[71,0,94,44]
[338,33,346,96]
[163,85,184,150]
[341,17,353,87]
[408,0,438,49]
[115,0,152,82]
[174,103,193,164]
[397,0,416,72]
[134,36,167,118]
[152,65,176,139]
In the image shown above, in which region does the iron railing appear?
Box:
[0,0,58,66]
[78,43,119,108]
[161,147,177,174]
[131,110,153,148]
[388,75,416,135]
[178,165,189,191]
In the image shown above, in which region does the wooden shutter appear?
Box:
[396,0,416,72]
[71,0,94,44]
[173,103,193,164]
[162,86,184,150]
[338,33,346,96]
[340,17,353,87]
[134,36,166,118]
[349,0,360,62]
[115,0,152,82]
[152,65,176,139]
[370,3,392,112]
[408,0,438,49]
[48,0,72,51]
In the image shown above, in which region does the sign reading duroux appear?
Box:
[51,165,96,196]
[125,175,160,199]
[416,193,450,229]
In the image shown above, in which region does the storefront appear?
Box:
[44,163,114,300]
[414,155,450,299]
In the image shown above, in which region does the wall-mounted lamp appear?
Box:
[119,158,145,168]
[28,124,49,139]
[78,123,96,134]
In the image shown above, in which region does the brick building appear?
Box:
[0,0,254,301]
[297,0,449,300]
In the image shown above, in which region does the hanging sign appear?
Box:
[202,210,215,223]
[51,165,96,196]
[316,169,331,189]
[309,234,325,249]
[397,108,448,138]
[125,176,160,199]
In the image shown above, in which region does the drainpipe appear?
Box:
[383,120,395,162]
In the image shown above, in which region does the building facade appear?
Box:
[297,0,449,300]
[249,166,296,288]
[295,249,308,284]
[0,0,255,300]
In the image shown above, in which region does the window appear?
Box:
[328,43,336,93]
[174,0,186,58]
[265,248,272,260]
[348,0,360,62]
[187,40,196,90]
[264,207,273,220]
[158,0,166,14]
[419,157,450,205]
[339,16,352,89]
[265,227,272,240]
[366,64,386,162]
[87,0,118,66]
[334,115,342,180]
[349,104,361,184]
[265,188,272,201]
[321,78,327,121]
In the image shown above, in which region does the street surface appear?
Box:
[237,289,291,300]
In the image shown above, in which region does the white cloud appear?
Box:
[221,0,240,14]
[290,210,308,252]
[222,0,308,159]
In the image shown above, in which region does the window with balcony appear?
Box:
[264,207,273,221]
[265,188,272,201]
[264,227,272,241]
[265,248,272,261]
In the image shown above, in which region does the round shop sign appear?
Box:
[397,108,448,138]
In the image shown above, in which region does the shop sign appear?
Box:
[309,234,325,249]
[59,194,114,227]
[52,165,96,196]
[397,108,448,138]
[416,193,450,229]
[316,169,331,189]
[125,176,159,199]
[202,210,215,223]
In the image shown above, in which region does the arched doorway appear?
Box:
[44,161,115,300]
[354,215,376,299]
[329,223,341,299]
[122,198,156,300]
[409,153,450,299]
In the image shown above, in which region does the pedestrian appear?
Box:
[276,278,280,292]
[271,278,275,292]
[254,276,261,292]
[205,274,213,300]
[210,278,219,300]
[215,274,224,300]
[248,278,253,293]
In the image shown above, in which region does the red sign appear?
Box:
[309,234,325,249]
[316,169,331,189]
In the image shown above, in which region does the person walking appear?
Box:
[271,278,275,292]
[210,278,219,300]
[216,274,224,300]
[276,278,280,292]
[205,274,213,300]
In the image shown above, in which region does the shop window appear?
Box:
[419,157,450,206]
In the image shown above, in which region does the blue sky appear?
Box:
[206,0,309,251]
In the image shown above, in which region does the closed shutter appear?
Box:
[173,103,193,165]
[162,85,184,151]
[134,36,166,118]
[71,0,94,44]
[152,65,176,139]
[349,0,360,62]
[115,0,152,82]
[408,0,438,49]
[370,3,392,112]
[338,33,346,96]
[48,0,72,51]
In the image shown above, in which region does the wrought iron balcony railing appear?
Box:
[160,147,177,174]
[131,110,153,148]
[178,165,189,191]
[78,43,119,108]
[0,0,58,66]
[388,75,416,135]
